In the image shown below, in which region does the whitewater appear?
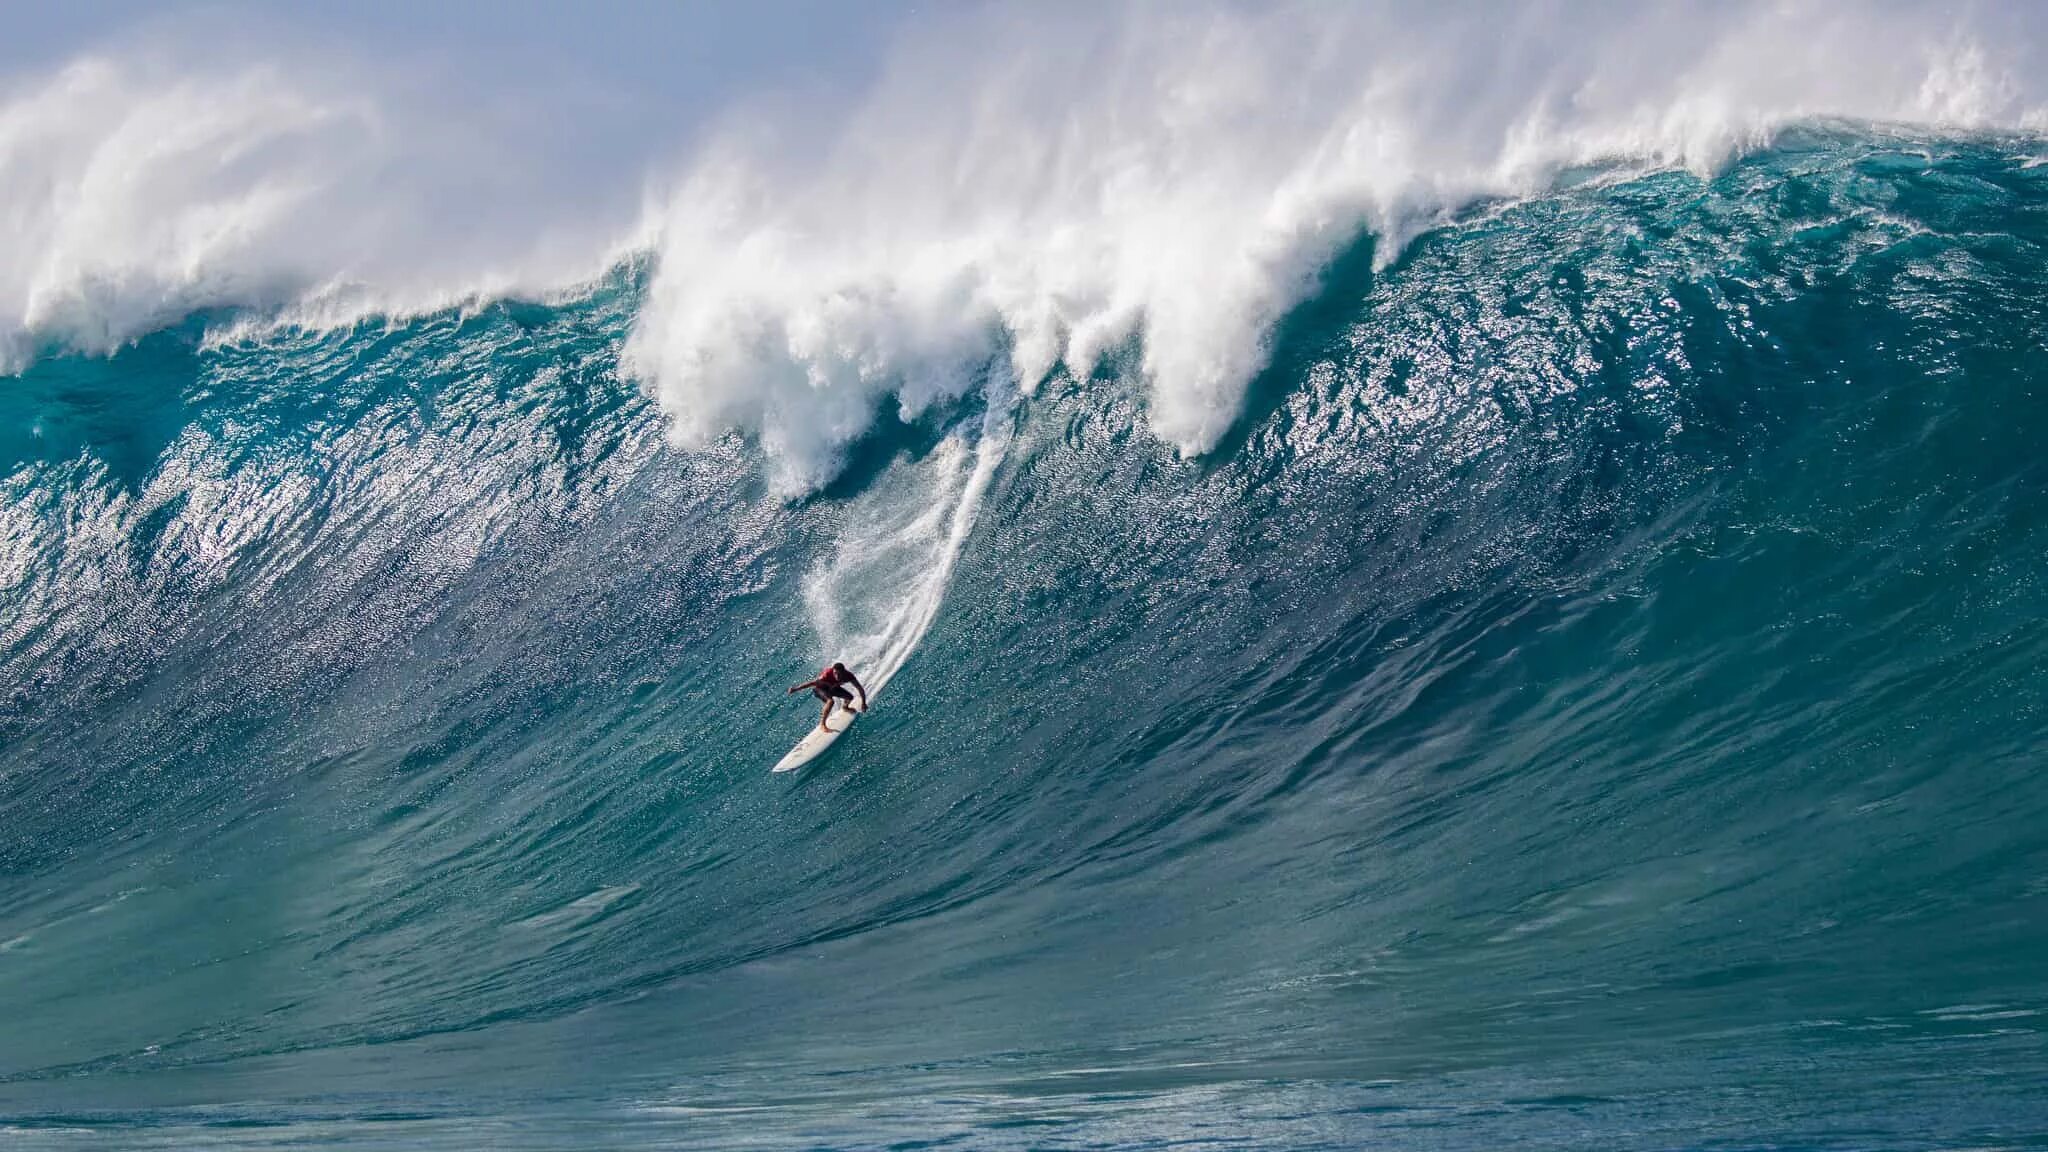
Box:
[3,3,2048,1148]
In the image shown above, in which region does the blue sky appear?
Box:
[0,1,917,139]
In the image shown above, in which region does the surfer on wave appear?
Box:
[788,661,867,732]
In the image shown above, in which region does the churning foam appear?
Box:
[625,2,2048,488]
[1,4,2046,486]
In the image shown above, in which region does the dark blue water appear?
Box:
[3,133,2047,1148]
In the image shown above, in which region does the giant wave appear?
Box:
[3,5,2048,1149]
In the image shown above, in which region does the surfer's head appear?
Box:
[832,661,849,674]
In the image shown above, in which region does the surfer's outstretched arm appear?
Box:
[788,677,823,695]
[846,672,868,710]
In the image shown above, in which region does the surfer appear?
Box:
[788,661,867,732]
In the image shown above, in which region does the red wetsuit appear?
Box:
[814,665,855,700]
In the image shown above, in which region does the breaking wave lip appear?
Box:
[554,2,2048,491]
[0,50,649,376]
[5,4,2048,492]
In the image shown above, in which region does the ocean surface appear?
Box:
[4,114,2048,1148]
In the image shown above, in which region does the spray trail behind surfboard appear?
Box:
[802,389,1014,700]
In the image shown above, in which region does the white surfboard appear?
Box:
[772,701,864,773]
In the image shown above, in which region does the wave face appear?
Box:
[4,58,2048,1152]
[4,126,2047,1148]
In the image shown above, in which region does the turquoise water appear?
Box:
[3,132,2048,1148]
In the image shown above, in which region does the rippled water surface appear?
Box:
[3,137,2048,1148]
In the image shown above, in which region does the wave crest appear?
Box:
[623,2,2048,489]
[2,5,2046,491]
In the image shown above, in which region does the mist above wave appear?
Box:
[0,45,640,373]
[2,3,2045,490]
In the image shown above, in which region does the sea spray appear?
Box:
[804,380,1017,696]
[2,7,2044,485]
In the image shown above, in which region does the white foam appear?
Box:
[1,5,2045,484]
[0,48,639,373]
[624,3,2048,488]
[802,382,1014,697]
